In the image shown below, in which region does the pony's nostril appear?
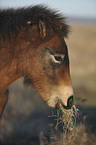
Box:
[67,95,74,108]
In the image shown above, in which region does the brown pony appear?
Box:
[0,5,74,121]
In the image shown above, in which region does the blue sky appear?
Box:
[0,0,96,18]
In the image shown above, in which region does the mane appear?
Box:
[0,5,69,39]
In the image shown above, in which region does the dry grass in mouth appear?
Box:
[49,105,79,144]
[56,105,79,131]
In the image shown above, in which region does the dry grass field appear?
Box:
[0,23,96,145]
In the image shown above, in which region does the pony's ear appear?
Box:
[38,20,46,39]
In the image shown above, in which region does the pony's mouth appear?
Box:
[55,100,78,132]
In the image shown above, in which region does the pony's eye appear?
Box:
[54,56,63,61]
[51,54,65,64]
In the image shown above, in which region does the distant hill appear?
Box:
[67,17,96,25]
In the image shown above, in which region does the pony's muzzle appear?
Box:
[56,95,74,109]
[47,86,74,109]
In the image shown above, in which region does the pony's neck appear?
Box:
[0,58,22,91]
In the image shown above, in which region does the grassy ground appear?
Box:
[0,24,96,145]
